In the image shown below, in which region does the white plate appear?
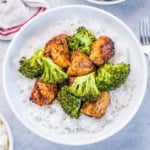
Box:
[0,114,13,150]
[86,0,126,5]
[3,5,147,145]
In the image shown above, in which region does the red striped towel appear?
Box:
[0,0,49,40]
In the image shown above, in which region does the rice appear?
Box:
[14,19,135,133]
[0,120,9,150]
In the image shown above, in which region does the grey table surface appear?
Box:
[0,0,150,149]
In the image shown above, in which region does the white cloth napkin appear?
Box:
[0,0,49,40]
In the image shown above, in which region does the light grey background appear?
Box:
[0,0,150,149]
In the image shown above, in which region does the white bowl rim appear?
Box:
[2,5,148,145]
[85,0,126,5]
[0,114,13,150]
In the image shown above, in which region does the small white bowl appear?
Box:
[0,114,13,150]
[86,0,126,5]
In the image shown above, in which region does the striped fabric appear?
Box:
[0,0,48,40]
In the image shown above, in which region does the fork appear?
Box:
[140,16,150,60]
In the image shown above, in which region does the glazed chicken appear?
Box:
[30,80,58,106]
[80,91,110,118]
[67,50,95,76]
[90,36,115,66]
[67,76,76,86]
[44,34,71,68]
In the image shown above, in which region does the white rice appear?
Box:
[0,121,9,150]
[14,19,135,133]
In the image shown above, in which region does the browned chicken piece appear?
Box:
[44,34,71,68]
[30,80,58,106]
[80,91,110,118]
[67,76,76,85]
[90,36,115,66]
[67,50,95,76]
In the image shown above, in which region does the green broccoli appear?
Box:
[69,72,100,101]
[19,49,68,84]
[18,49,43,78]
[96,62,130,91]
[67,26,96,55]
[57,86,81,118]
[39,57,68,84]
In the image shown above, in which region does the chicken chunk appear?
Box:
[30,80,58,106]
[44,34,71,68]
[80,91,110,118]
[67,50,95,76]
[90,36,115,65]
[67,76,76,85]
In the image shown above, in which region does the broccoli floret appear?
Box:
[19,49,43,78]
[69,72,100,101]
[39,57,68,84]
[96,62,130,91]
[57,86,81,118]
[19,49,68,84]
[67,26,96,55]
